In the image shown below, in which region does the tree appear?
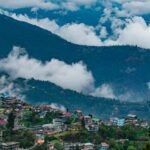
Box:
[75,145,80,150]
[33,144,47,150]
[54,142,63,150]
[81,118,85,129]
[7,111,16,132]
[148,128,150,139]
[143,142,150,150]
[12,129,35,148]
[127,145,136,150]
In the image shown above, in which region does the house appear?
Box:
[140,120,149,129]
[64,143,83,150]
[47,142,56,150]
[116,139,129,144]
[39,111,47,119]
[85,124,99,132]
[35,134,45,144]
[63,112,72,118]
[117,119,125,127]
[125,114,138,125]
[92,118,100,125]
[64,143,94,150]
[29,125,43,134]
[75,109,82,114]
[84,116,92,124]
[0,142,19,150]
[53,118,64,126]
[84,143,94,150]
[42,121,65,135]
[99,142,109,150]
[110,117,118,125]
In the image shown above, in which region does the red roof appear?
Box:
[76,109,82,113]
[0,118,7,126]
[79,115,84,120]
[23,106,30,109]
[63,112,72,117]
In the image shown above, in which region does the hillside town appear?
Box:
[0,95,150,150]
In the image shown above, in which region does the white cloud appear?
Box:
[0,75,25,99]
[0,0,98,11]
[57,23,102,46]
[0,0,150,15]
[0,0,59,10]
[0,47,94,93]
[109,0,150,16]
[2,10,150,49]
[147,82,150,90]
[107,17,150,49]
[61,0,97,11]
[118,90,144,102]
[122,1,150,15]
[0,47,118,100]
[8,13,102,46]
[91,84,116,99]
[50,103,66,112]
[99,27,108,39]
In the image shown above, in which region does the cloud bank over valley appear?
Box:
[0,47,118,100]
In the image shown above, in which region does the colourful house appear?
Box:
[117,119,125,127]
[99,142,109,150]
[35,134,45,144]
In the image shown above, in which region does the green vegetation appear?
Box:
[21,110,62,127]
[6,111,16,132]
[53,124,149,150]
[3,129,35,148]
[33,143,47,150]
[1,99,149,150]
[143,142,150,150]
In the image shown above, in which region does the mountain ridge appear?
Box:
[0,14,150,119]
[0,14,150,101]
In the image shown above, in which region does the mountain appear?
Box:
[13,78,150,120]
[0,14,150,101]
[0,14,150,119]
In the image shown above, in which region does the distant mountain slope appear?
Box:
[0,14,150,102]
[14,78,150,120]
[0,14,150,119]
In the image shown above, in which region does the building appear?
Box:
[85,124,99,132]
[99,142,109,150]
[35,134,45,144]
[0,142,19,150]
[140,120,149,129]
[84,143,94,150]
[117,119,125,127]
[64,143,94,150]
[53,118,64,126]
[84,116,92,124]
[125,114,138,124]
[64,143,83,150]
[47,142,56,150]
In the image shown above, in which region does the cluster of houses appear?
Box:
[107,114,149,128]
[63,142,109,150]
[0,96,149,150]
